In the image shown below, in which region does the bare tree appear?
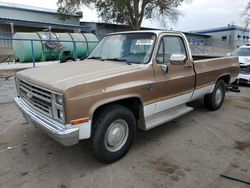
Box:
[242,2,250,28]
[57,0,189,30]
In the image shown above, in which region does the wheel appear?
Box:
[204,80,226,111]
[90,104,136,163]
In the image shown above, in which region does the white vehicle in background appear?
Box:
[231,45,250,84]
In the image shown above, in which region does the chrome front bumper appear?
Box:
[14,97,79,146]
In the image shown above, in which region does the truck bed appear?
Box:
[193,56,239,89]
[192,54,222,61]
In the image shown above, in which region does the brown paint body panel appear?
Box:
[63,64,156,123]
[153,62,195,101]
[194,56,239,88]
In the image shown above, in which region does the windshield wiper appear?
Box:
[87,57,133,65]
[105,58,132,65]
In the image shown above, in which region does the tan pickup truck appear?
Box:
[14,30,239,163]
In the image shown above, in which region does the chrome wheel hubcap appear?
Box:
[105,119,129,152]
[215,87,223,104]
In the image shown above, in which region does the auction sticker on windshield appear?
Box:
[135,39,154,46]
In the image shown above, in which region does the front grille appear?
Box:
[17,79,53,117]
[240,65,250,74]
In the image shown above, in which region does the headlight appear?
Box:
[53,94,65,122]
[56,95,63,105]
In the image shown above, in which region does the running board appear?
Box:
[226,84,240,93]
[145,105,193,130]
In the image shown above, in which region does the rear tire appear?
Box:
[90,104,136,163]
[204,80,226,111]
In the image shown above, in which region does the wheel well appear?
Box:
[92,97,143,122]
[218,75,230,85]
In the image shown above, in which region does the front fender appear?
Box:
[88,94,144,120]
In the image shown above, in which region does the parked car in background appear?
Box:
[231,45,250,84]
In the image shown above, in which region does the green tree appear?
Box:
[57,0,187,30]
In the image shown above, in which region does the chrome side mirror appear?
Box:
[170,54,186,64]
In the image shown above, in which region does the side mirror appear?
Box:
[170,54,186,64]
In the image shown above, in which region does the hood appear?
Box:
[16,59,142,92]
[238,56,250,65]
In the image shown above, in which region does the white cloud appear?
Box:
[1,0,249,31]
[1,0,58,9]
[163,0,250,31]
[81,5,99,22]
[195,8,232,15]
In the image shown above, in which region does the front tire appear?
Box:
[90,104,136,163]
[204,80,226,111]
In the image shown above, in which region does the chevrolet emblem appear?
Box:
[26,92,33,99]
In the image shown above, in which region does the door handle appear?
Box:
[184,64,193,68]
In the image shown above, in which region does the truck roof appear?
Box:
[107,30,184,36]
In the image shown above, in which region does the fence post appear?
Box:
[73,41,77,60]
[31,40,35,68]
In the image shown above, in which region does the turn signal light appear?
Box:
[71,118,89,125]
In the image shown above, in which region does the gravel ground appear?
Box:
[0,86,249,188]
[0,77,17,103]
[0,61,59,70]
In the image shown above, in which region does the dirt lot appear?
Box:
[0,77,17,103]
[0,85,249,188]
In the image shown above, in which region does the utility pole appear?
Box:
[10,23,14,37]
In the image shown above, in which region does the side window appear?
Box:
[163,36,187,64]
[156,36,187,65]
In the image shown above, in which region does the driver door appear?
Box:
[153,34,195,114]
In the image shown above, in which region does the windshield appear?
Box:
[88,33,156,64]
[232,47,250,56]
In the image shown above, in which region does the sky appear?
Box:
[1,0,249,32]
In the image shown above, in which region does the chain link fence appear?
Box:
[0,32,98,65]
[189,38,250,56]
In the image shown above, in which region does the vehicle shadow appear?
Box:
[238,83,250,88]
[133,98,207,149]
